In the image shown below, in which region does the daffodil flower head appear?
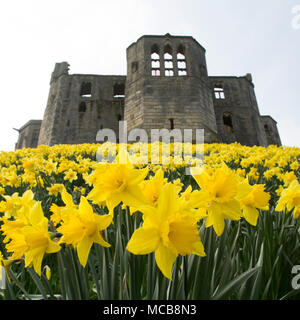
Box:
[275,179,300,218]
[139,168,167,208]
[5,202,61,275]
[237,179,270,226]
[127,183,205,280]
[191,163,242,236]
[58,196,112,267]
[87,150,149,215]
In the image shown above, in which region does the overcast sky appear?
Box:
[0,0,299,151]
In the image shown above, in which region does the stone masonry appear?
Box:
[15,34,281,149]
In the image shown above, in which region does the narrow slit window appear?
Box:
[164,45,174,77]
[80,82,92,97]
[151,44,160,77]
[79,102,87,113]
[177,45,187,76]
[264,124,271,136]
[31,129,39,147]
[169,118,174,130]
[214,86,225,99]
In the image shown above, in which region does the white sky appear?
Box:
[0,0,299,151]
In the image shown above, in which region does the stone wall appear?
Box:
[15,120,42,149]
[38,62,125,145]
[210,74,269,146]
[260,115,282,146]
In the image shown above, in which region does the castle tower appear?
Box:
[38,62,70,146]
[124,34,219,142]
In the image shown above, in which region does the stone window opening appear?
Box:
[214,85,225,99]
[177,45,187,76]
[80,82,92,97]
[151,44,160,77]
[31,129,39,147]
[169,118,174,130]
[164,45,174,77]
[131,61,138,73]
[113,83,125,98]
[223,112,234,133]
[264,124,271,136]
[79,101,87,113]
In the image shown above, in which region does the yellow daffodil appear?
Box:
[4,202,61,275]
[237,180,270,226]
[139,168,167,208]
[87,150,149,215]
[290,161,299,171]
[276,179,300,219]
[47,184,65,197]
[0,190,35,220]
[127,183,205,280]
[283,171,297,187]
[191,164,241,236]
[57,196,112,267]
[64,169,78,183]
[50,187,77,226]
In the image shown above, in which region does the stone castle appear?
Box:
[15,34,281,149]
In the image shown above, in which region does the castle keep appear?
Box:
[15,34,281,149]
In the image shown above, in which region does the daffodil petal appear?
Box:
[127,227,160,255]
[77,236,93,267]
[192,240,206,257]
[243,206,259,226]
[155,243,177,280]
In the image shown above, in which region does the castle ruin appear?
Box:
[15,34,281,149]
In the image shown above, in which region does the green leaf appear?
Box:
[212,267,260,300]
[27,268,48,300]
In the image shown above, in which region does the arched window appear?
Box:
[79,102,87,113]
[151,44,160,76]
[80,82,92,97]
[164,45,174,77]
[177,45,187,76]
[223,112,233,133]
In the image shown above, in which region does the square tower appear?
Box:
[125,34,219,142]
